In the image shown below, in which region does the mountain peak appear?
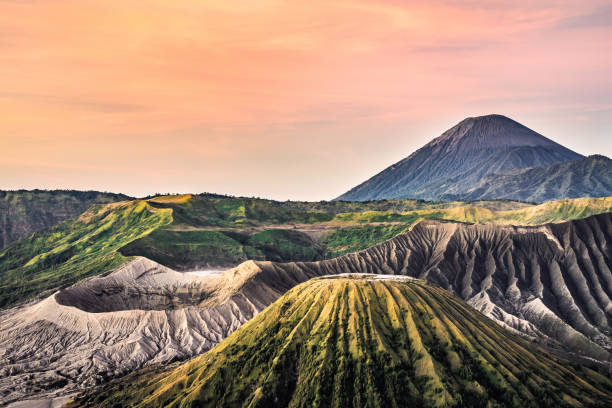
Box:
[429,114,561,153]
[459,113,516,125]
[336,114,586,201]
[464,113,515,122]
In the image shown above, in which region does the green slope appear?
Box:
[2,194,611,308]
[120,228,324,268]
[70,276,612,408]
[331,196,612,226]
[0,189,130,249]
[120,195,612,266]
[321,224,412,257]
[0,200,171,308]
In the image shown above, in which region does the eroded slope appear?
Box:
[71,276,612,408]
[245,213,612,361]
[3,214,612,404]
[0,258,277,405]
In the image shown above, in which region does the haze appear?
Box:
[1,0,611,200]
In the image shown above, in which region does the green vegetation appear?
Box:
[333,210,424,223]
[276,198,533,213]
[120,228,323,269]
[0,189,130,249]
[494,197,612,224]
[246,229,323,261]
[0,201,171,308]
[2,194,611,309]
[70,276,612,408]
[125,195,612,268]
[147,194,334,228]
[322,224,412,257]
[329,197,612,226]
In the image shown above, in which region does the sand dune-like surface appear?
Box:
[0,258,277,405]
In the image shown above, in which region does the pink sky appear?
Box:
[1,0,611,200]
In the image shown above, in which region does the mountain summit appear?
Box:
[427,114,569,152]
[337,114,590,201]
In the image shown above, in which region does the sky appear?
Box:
[1,0,611,201]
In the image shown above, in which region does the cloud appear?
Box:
[0,92,147,113]
[556,4,612,29]
[0,0,610,199]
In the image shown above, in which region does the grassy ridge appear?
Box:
[330,197,612,225]
[120,228,324,268]
[71,276,612,408]
[2,194,611,308]
[322,224,412,257]
[494,196,612,224]
[0,201,171,308]
[149,194,335,229]
[0,189,130,249]
[124,196,612,266]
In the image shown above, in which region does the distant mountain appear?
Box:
[0,189,131,249]
[71,275,612,408]
[336,114,593,202]
[451,154,612,202]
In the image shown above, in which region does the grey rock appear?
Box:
[336,114,604,202]
[3,214,612,403]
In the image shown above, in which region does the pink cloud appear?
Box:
[0,1,610,199]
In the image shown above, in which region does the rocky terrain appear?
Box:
[336,114,612,202]
[0,200,173,309]
[2,213,612,405]
[0,190,130,250]
[245,213,612,362]
[10,193,608,310]
[452,154,612,202]
[70,276,612,408]
[0,257,276,405]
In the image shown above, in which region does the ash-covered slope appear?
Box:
[453,155,612,202]
[337,114,584,201]
[4,214,612,404]
[246,213,612,361]
[0,258,278,406]
[0,190,130,249]
[72,276,612,408]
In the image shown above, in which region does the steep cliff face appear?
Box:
[71,276,612,408]
[0,190,130,249]
[245,213,612,361]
